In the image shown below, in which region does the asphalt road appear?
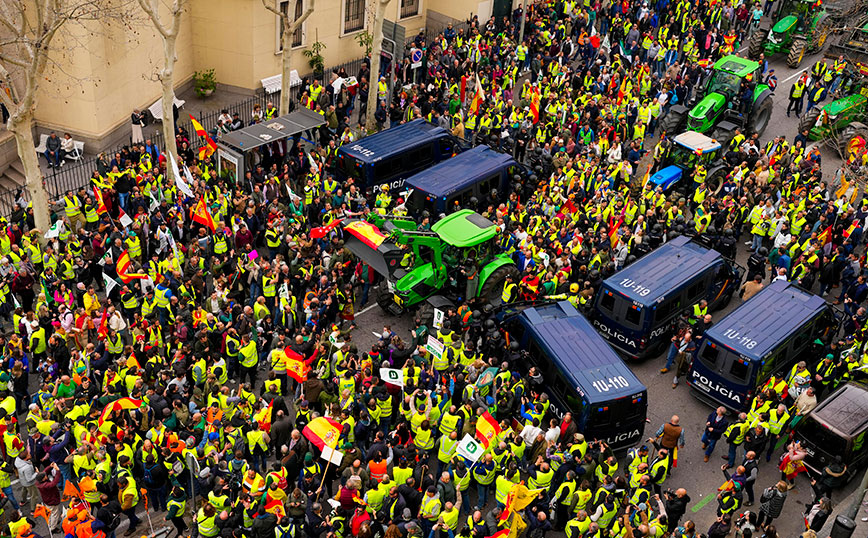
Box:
[345,42,859,538]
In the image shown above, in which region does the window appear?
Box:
[625,304,642,326]
[276,0,305,51]
[400,0,419,18]
[728,358,750,382]
[687,280,705,301]
[701,344,720,367]
[291,0,304,47]
[344,0,365,33]
[599,290,615,313]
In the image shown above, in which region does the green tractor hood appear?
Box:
[771,15,798,34]
[688,93,727,132]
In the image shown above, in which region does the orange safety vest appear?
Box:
[206,407,223,424]
[369,459,388,483]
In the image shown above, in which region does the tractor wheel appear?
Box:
[659,109,686,137]
[710,128,734,149]
[787,39,807,68]
[748,98,774,136]
[707,168,728,192]
[480,265,521,305]
[809,16,832,52]
[415,302,434,328]
[838,123,868,159]
[748,29,768,59]
[799,107,821,133]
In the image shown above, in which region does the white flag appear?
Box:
[170,152,194,198]
[380,368,404,387]
[183,164,196,190]
[44,220,64,239]
[456,434,484,463]
[118,208,133,228]
[102,272,118,296]
[149,191,160,211]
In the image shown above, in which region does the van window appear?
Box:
[440,137,454,156]
[625,304,642,325]
[700,343,720,367]
[600,290,616,313]
[792,326,811,353]
[729,357,750,382]
[657,296,682,321]
[687,280,705,301]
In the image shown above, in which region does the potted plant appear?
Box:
[193,69,216,97]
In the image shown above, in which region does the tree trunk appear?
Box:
[280,37,294,116]
[161,33,178,180]
[8,113,51,234]
[365,0,390,133]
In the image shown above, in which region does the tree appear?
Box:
[137,0,186,182]
[262,0,316,116]
[365,0,393,133]
[0,0,117,233]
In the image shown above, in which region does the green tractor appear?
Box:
[747,0,832,68]
[798,65,868,153]
[659,55,774,145]
[342,209,520,316]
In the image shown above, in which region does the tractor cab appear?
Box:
[647,132,723,191]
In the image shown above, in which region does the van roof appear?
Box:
[337,119,449,162]
[520,302,646,402]
[809,382,868,437]
[601,236,722,304]
[405,146,516,198]
[704,280,827,359]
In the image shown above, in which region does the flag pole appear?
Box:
[314,457,332,504]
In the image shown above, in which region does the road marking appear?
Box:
[782,69,806,83]
[691,491,717,512]
[357,302,379,316]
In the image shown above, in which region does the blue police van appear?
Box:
[688,280,838,410]
[592,236,742,359]
[506,301,648,450]
[404,146,525,216]
[335,119,460,196]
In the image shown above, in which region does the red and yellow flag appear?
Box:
[285,348,310,383]
[843,220,859,238]
[609,216,624,248]
[192,196,216,232]
[530,86,541,124]
[190,114,217,160]
[93,185,108,214]
[302,416,342,450]
[116,250,148,283]
[475,411,500,448]
[817,224,833,246]
[469,74,485,116]
[344,220,386,249]
[99,397,143,424]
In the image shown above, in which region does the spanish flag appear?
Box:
[116,250,148,283]
[93,185,108,214]
[469,73,485,116]
[192,196,217,232]
[99,397,144,425]
[302,416,342,450]
[529,86,541,124]
[817,224,833,246]
[285,347,310,382]
[843,220,859,238]
[190,114,217,160]
[344,220,386,249]
[609,216,624,247]
[475,411,500,448]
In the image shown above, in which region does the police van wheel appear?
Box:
[481,265,521,305]
[748,29,768,59]
[798,107,821,134]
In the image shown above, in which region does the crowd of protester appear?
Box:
[1,1,868,538]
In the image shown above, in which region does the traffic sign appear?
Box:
[411,48,423,69]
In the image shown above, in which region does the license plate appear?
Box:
[394,294,403,306]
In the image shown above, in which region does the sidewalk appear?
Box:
[818,482,868,537]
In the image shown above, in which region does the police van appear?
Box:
[335,119,461,196]
[506,301,648,450]
[404,145,525,216]
[688,280,837,410]
[592,235,742,359]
